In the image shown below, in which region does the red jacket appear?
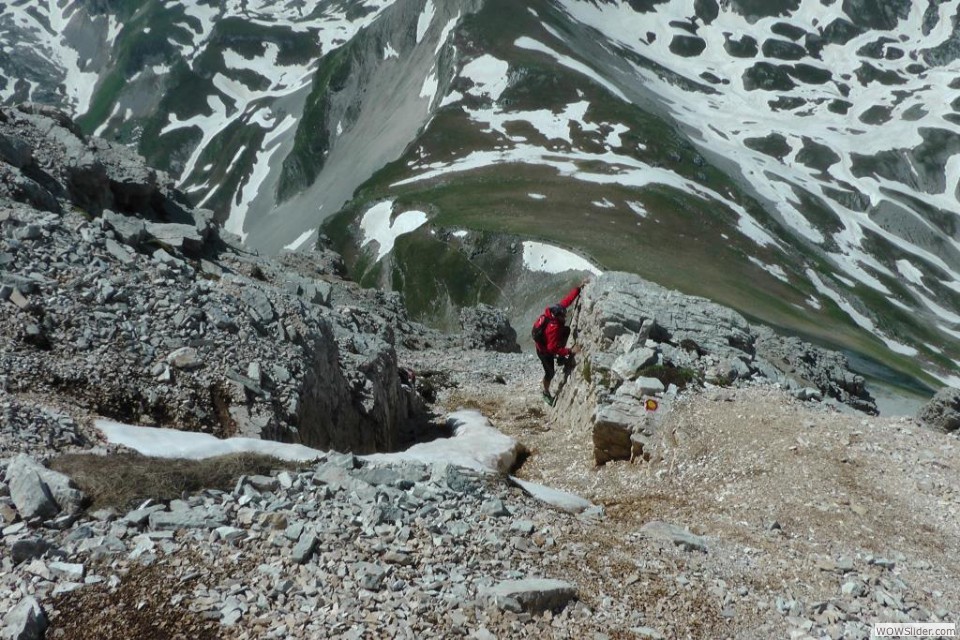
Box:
[537,286,582,356]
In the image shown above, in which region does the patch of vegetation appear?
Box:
[51,452,303,511]
[77,3,191,133]
[637,364,700,390]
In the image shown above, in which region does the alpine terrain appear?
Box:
[3,0,960,391]
[1,1,960,639]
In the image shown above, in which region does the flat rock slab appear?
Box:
[148,508,227,531]
[640,521,708,553]
[484,578,577,613]
[510,476,593,514]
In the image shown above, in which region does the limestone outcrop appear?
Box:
[549,272,877,464]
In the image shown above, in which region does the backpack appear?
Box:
[531,313,550,348]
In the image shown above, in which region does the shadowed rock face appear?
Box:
[0,104,427,454]
[0,104,193,223]
[918,387,960,432]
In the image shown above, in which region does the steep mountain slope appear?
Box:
[2,0,958,391]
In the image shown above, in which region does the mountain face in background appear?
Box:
[3,0,959,392]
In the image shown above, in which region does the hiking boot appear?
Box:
[542,392,555,407]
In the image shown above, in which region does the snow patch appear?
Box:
[627,201,647,218]
[522,241,601,275]
[461,55,510,101]
[529,193,547,200]
[360,200,429,262]
[416,0,436,43]
[283,229,316,252]
[896,259,926,288]
[748,257,790,283]
[363,410,520,474]
[95,420,323,462]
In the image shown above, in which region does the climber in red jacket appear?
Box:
[532,278,590,406]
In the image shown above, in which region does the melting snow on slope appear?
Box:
[284,229,316,252]
[557,0,960,314]
[805,269,917,356]
[225,112,297,242]
[515,36,627,101]
[95,411,520,474]
[364,411,520,474]
[95,420,324,462]
[416,0,436,43]
[522,241,600,275]
[748,257,790,283]
[360,200,429,262]
[466,100,591,144]
[461,55,510,101]
[2,1,99,113]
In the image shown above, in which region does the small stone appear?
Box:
[484,578,577,614]
[291,534,316,564]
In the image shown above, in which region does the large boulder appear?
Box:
[1,596,47,640]
[459,304,520,353]
[917,387,960,432]
[6,454,86,520]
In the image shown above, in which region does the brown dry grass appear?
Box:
[48,551,224,640]
[50,452,303,511]
[429,374,960,639]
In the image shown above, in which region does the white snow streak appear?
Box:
[522,241,600,275]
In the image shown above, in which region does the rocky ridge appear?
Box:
[0,103,433,454]
[546,272,877,465]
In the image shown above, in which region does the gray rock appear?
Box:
[1,596,47,640]
[611,348,657,380]
[148,508,227,531]
[593,401,646,465]
[102,209,146,245]
[165,346,202,370]
[9,537,51,564]
[104,238,134,264]
[459,304,520,353]
[145,222,205,254]
[481,498,510,517]
[484,578,578,613]
[49,561,85,581]
[357,562,388,591]
[640,521,708,553]
[291,533,317,564]
[7,454,86,520]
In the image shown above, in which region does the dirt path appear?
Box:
[410,346,960,638]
